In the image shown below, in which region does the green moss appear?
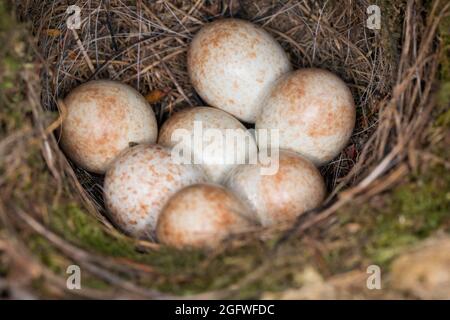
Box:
[3,55,20,71]
[81,277,111,291]
[438,10,450,77]
[49,204,211,289]
[365,166,450,266]
[47,202,284,295]
[320,156,450,274]
[435,106,450,128]
[0,1,28,133]
[0,257,8,277]
[436,2,450,108]
[51,203,207,264]
[1,55,21,92]
[0,1,13,32]
[51,204,137,257]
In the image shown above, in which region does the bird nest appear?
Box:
[1,0,446,298]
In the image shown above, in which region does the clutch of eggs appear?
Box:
[60,80,158,173]
[56,18,360,248]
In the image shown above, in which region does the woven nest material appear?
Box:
[1,0,447,298]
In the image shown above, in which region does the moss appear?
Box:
[51,204,138,258]
[81,277,111,291]
[28,235,68,274]
[0,258,8,277]
[438,7,450,77]
[1,55,21,92]
[436,2,450,109]
[316,156,450,275]
[0,1,28,133]
[363,165,450,266]
[48,202,286,295]
[50,203,208,267]
[0,1,13,32]
[435,106,450,128]
[48,203,214,292]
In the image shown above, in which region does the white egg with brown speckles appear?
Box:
[188,19,292,123]
[156,183,256,248]
[103,144,208,239]
[158,107,258,183]
[256,68,356,166]
[224,150,326,227]
[60,80,158,174]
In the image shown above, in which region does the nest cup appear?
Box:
[29,0,392,213]
[10,0,443,297]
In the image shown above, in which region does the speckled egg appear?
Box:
[256,68,356,166]
[103,144,208,239]
[60,80,158,174]
[224,150,326,227]
[156,183,256,248]
[188,18,292,123]
[158,107,258,183]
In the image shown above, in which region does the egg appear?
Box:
[255,68,356,166]
[158,107,258,183]
[187,18,292,123]
[156,183,256,248]
[103,144,207,239]
[60,80,158,174]
[224,150,326,227]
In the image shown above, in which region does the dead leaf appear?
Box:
[46,29,61,37]
[68,50,77,60]
[145,88,169,104]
